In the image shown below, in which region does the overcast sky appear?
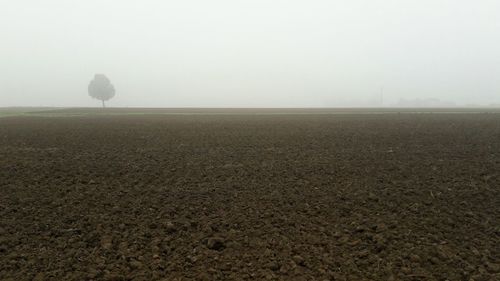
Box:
[1,0,499,107]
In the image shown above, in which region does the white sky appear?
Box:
[1,0,499,107]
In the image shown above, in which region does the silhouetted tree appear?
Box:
[88,74,115,108]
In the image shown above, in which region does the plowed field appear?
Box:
[1,112,499,280]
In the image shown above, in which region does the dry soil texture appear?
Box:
[1,112,499,280]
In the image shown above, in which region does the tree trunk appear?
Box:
[102,100,105,108]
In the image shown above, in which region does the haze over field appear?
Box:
[1,0,500,107]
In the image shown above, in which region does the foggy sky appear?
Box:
[1,0,500,107]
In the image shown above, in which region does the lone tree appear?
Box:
[88,74,115,108]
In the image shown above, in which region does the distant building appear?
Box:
[395,98,456,108]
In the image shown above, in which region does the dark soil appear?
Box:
[1,113,499,280]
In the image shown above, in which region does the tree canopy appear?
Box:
[88,74,115,107]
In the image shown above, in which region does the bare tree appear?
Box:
[88,74,115,108]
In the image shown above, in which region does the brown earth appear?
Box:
[0,113,499,280]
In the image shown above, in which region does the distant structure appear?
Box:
[395,98,456,108]
[88,74,115,108]
[380,86,384,107]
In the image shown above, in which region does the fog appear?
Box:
[1,0,499,107]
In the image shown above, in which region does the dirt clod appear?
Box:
[206,237,225,251]
[165,222,176,233]
[293,255,305,266]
